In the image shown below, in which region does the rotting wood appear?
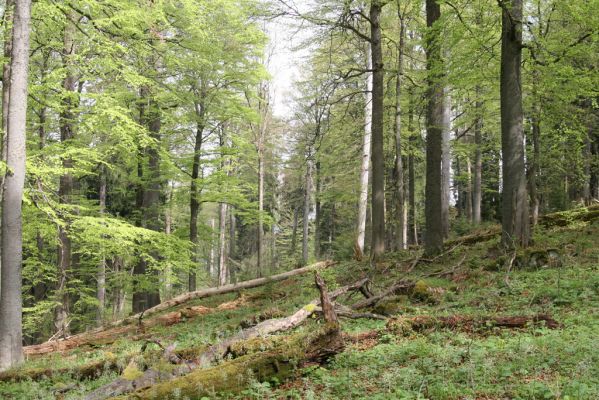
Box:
[351,280,415,310]
[23,261,334,356]
[386,314,560,334]
[85,276,364,400]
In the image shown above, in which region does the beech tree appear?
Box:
[499,0,530,248]
[0,0,31,371]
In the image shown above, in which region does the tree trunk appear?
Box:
[356,44,372,259]
[441,89,451,238]
[302,153,311,265]
[96,166,107,327]
[408,88,418,245]
[424,0,444,256]
[500,0,530,248]
[529,71,541,226]
[466,156,473,222]
[189,91,206,292]
[0,0,13,216]
[394,10,406,251]
[291,206,299,255]
[473,94,483,224]
[369,0,386,260]
[0,0,30,372]
[133,92,162,313]
[314,160,321,258]
[55,11,77,336]
[208,218,216,279]
[257,144,264,277]
[218,202,228,286]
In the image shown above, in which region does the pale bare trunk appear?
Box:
[394,11,406,250]
[302,155,311,265]
[356,44,372,259]
[0,0,30,371]
[218,202,228,286]
[473,96,483,224]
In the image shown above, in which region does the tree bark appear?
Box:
[0,0,30,372]
[189,88,206,292]
[314,160,321,258]
[133,91,162,313]
[302,152,311,265]
[441,89,451,238]
[407,87,418,245]
[369,0,386,260]
[55,11,77,336]
[424,0,444,256]
[473,94,483,224]
[529,70,541,226]
[96,166,107,327]
[356,44,372,259]
[394,9,406,251]
[500,0,530,248]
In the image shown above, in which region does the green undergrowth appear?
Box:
[1,222,598,399]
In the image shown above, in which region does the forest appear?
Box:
[0,0,598,398]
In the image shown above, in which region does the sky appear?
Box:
[264,3,314,118]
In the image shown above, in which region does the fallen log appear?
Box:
[85,276,365,400]
[24,261,334,356]
[539,204,599,227]
[351,280,415,310]
[386,314,560,334]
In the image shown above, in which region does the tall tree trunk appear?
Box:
[291,206,299,255]
[529,71,541,226]
[217,129,229,286]
[55,11,77,336]
[394,9,406,251]
[96,166,107,327]
[356,44,372,259]
[111,257,125,319]
[208,218,216,279]
[500,0,530,248]
[0,0,30,371]
[441,89,451,238]
[407,87,418,245]
[314,160,321,258]
[133,91,162,313]
[369,0,385,260]
[466,156,473,222]
[424,0,444,256]
[218,202,228,286]
[189,91,206,292]
[0,0,13,214]
[302,153,311,265]
[473,93,483,224]
[257,143,264,277]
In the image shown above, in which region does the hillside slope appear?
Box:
[1,218,599,399]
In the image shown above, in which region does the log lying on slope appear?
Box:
[85,276,367,400]
[24,261,335,356]
[539,204,599,227]
[387,314,560,334]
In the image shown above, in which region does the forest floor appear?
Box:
[1,218,599,399]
